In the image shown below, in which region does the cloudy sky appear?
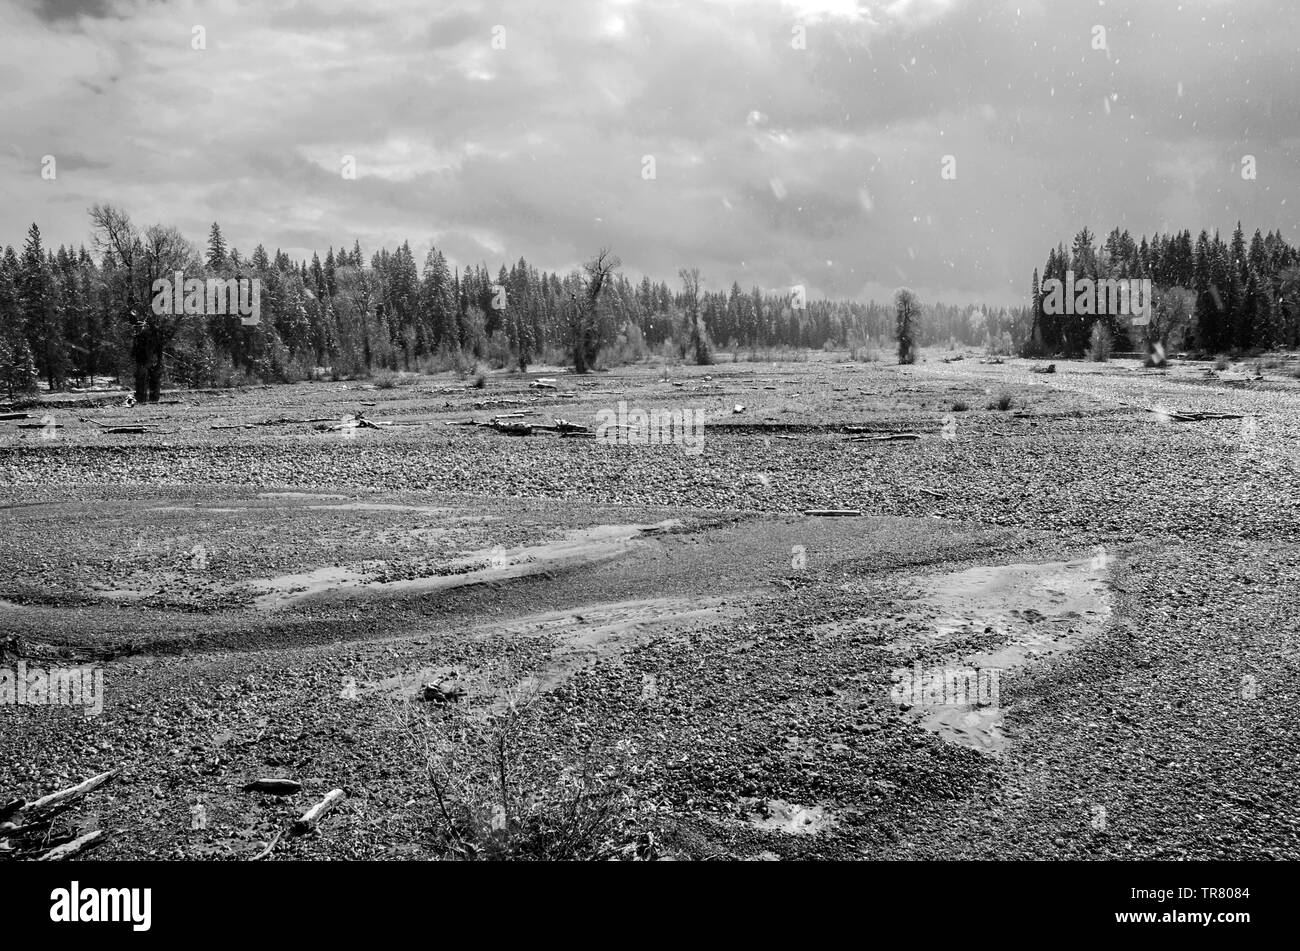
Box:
[1,0,1296,305]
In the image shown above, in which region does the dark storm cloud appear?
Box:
[29,0,113,23]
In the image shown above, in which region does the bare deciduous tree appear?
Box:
[1146,285,1195,366]
[89,204,198,402]
[894,287,919,364]
[569,248,619,373]
[678,267,712,365]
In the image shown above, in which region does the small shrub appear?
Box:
[951,400,970,412]
[1213,354,1230,371]
[850,336,881,361]
[988,393,1013,411]
[403,686,632,861]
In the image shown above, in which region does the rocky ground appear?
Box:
[1,351,1297,860]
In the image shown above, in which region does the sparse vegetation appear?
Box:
[405,688,632,861]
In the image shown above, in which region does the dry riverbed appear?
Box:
[2,352,1297,860]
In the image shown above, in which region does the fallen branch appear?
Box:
[249,829,284,861]
[292,789,345,835]
[81,419,159,434]
[37,829,105,861]
[1163,410,1245,422]
[847,433,922,442]
[21,769,118,817]
[315,415,379,432]
[243,779,302,796]
[534,418,590,434]
[490,422,534,436]
[803,509,862,517]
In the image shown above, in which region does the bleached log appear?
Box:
[292,789,345,835]
[38,829,104,861]
[21,769,118,817]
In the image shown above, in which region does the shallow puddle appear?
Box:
[749,800,836,835]
[890,556,1111,753]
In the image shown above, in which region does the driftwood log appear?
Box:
[292,789,345,835]
[37,829,104,862]
[243,778,303,796]
[1,770,119,861]
[21,769,119,816]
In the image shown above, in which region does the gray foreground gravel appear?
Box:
[1,353,1296,860]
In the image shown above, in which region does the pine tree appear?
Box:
[1192,231,1218,352]
[0,335,38,396]
[19,223,65,391]
[206,222,227,271]
[1028,266,1044,355]
[251,245,270,273]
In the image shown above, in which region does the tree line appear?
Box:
[1030,224,1300,359]
[0,205,1046,401]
